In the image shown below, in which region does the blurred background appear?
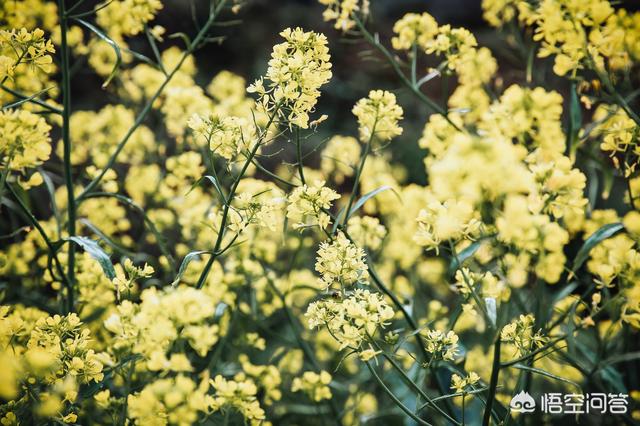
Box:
[70,0,504,185]
[71,0,639,188]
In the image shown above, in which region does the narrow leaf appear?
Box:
[79,219,136,257]
[172,250,212,286]
[188,175,226,204]
[75,18,122,88]
[572,222,624,272]
[347,185,398,220]
[448,240,482,276]
[512,364,581,390]
[66,236,116,280]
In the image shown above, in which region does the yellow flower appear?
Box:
[286,180,340,230]
[306,289,394,350]
[352,90,403,142]
[291,371,333,402]
[96,0,163,37]
[320,135,361,184]
[414,197,481,253]
[0,109,51,171]
[315,232,369,288]
[248,27,332,129]
[421,329,460,361]
[210,375,266,423]
[501,314,547,358]
[450,372,480,393]
[391,13,439,51]
[0,28,55,74]
[318,0,369,32]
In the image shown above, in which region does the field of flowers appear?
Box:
[1,0,640,424]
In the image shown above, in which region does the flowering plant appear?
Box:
[1,0,640,424]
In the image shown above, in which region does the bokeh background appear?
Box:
[71,0,639,191]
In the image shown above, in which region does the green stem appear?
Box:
[353,15,460,131]
[380,351,460,425]
[295,127,305,185]
[341,121,375,228]
[59,0,76,312]
[500,335,566,368]
[482,338,501,426]
[76,0,229,201]
[196,103,281,288]
[4,183,73,312]
[261,265,342,422]
[0,84,62,114]
[367,260,429,360]
[365,361,433,426]
[411,43,418,86]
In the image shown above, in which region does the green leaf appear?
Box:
[81,192,176,272]
[484,297,497,327]
[79,219,136,257]
[331,206,346,235]
[512,364,582,390]
[572,222,624,273]
[74,18,121,88]
[66,236,116,280]
[172,250,212,286]
[551,281,579,306]
[346,185,398,220]
[448,240,482,277]
[567,81,582,159]
[599,365,628,394]
[188,175,226,205]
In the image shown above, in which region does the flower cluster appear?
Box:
[306,289,394,349]
[414,197,481,253]
[188,114,252,162]
[0,309,105,422]
[286,180,340,230]
[482,0,640,76]
[104,284,221,367]
[450,372,480,394]
[421,328,460,362]
[347,216,387,251]
[318,0,369,32]
[248,27,332,129]
[391,13,439,51]
[291,371,333,401]
[352,90,403,143]
[210,375,266,424]
[315,232,369,288]
[501,314,546,358]
[128,375,211,426]
[97,0,163,38]
[0,109,51,171]
[0,28,55,75]
[2,0,640,423]
[320,135,361,184]
[592,105,639,176]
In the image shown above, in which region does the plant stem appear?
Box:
[353,15,461,131]
[261,265,342,422]
[0,84,62,114]
[59,0,76,312]
[5,183,73,312]
[196,104,281,288]
[365,361,433,426]
[341,117,376,227]
[76,0,229,201]
[380,351,460,425]
[482,338,501,426]
[295,127,305,185]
